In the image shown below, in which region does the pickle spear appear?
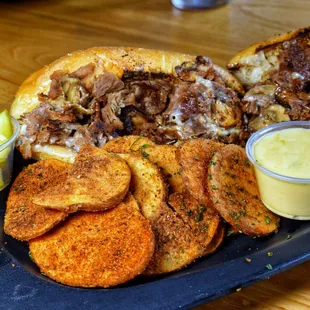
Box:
[0,110,13,187]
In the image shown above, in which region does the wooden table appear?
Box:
[0,0,309,308]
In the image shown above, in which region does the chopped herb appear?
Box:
[211,151,215,157]
[245,159,251,167]
[181,200,186,208]
[28,251,33,261]
[227,230,234,237]
[151,205,155,208]
[187,210,193,216]
[193,156,200,161]
[20,206,26,213]
[225,191,233,197]
[234,157,239,163]
[181,247,185,254]
[208,175,213,180]
[141,144,149,148]
[265,216,271,224]
[229,210,246,222]
[141,151,149,159]
[26,169,33,175]
[167,173,172,178]
[267,251,273,257]
[195,205,205,222]
[245,257,252,263]
[212,185,218,190]
[116,250,123,255]
[202,224,208,232]
[209,160,216,166]
[177,169,182,175]
[130,136,142,149]
[215,200,220,204]
[286,234,292,240]
[266,264,273,270]
[253,195,259,200]
[176,226,180,230]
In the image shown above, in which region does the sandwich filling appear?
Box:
[235,33,310,132]
[17,57,243,159]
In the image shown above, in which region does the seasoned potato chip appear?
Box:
[4,160,70,241]
[29,194,155,288]
[136,144,183,193]
[102,135,155,153]
[33,146,131,212]
[177,138,224,205]
[208,144,279,236]
[144,193,220,275]
[203,222,225,256]
[118,153,167,219]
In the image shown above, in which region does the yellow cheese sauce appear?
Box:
[254,128,310,178]
[252,128,310,220]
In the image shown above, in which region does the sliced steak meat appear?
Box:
[130,79,172,115]
[162,77,242,142]
[70,63,95,79]
[17,57,244,159]
[92,72,124,98]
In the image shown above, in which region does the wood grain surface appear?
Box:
[0,0,310,308]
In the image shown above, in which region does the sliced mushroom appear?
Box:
[61,77,89,106]
[249,104,290,131]
[213,100,242,128]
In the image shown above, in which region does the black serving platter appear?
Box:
[1,152,310,310]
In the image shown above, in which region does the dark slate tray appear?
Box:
[1,153,310,310]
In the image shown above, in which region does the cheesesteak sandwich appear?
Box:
[227,27,310,134]
[11,47,244,161]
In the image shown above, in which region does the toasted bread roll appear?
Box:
[12,47,244,162]
[227,27,310,89]
[29,194,155,288]
[228,27,310,129]
[177,138,224,205]
[33,146,131,212]
[4,160,70,241]
[208,144,279,236]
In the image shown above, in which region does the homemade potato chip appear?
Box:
[33,146,131,212]
[29,194,155,288]
[208,144,279,236]
[4,160,70,241]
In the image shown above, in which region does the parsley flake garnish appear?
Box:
[265,216,271,224]
[266,264,273,270]
[212,185,218,190]
[141,151,149,159]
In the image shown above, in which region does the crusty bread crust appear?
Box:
[227,27,310,69]
[11,47,243,119]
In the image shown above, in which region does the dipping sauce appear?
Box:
[254,128,310,178]
[246,122,310,220]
